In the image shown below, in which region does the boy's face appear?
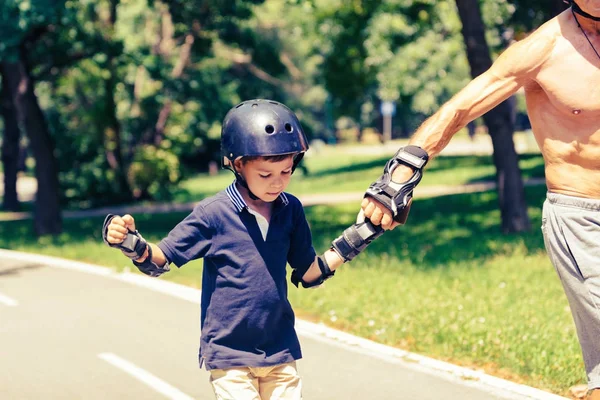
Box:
[236,156,294,202]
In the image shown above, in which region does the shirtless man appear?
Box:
[361,1,600,397]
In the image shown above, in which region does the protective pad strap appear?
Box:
[331,219,384,263]
[132,245,170,278]
[291,255,335,288]
[364,145,428,222]
[102,214,148,260]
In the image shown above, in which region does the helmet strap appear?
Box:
[292,153,305,173]
[236,174,260,201]
[228,162,260,201]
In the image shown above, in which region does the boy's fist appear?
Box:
[105,214,136,245]
[102,214,148,261]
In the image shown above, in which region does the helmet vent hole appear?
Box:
[265,125,275,134]
[285,123,293,132]
[252,103,258,108]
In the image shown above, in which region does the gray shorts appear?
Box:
[542,192,600,389]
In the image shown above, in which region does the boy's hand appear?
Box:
[102,214,149,262]
[105,214,136,245]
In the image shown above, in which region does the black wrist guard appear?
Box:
[132,245,170,277]
[291,255,335,289]
[102,214,148,260]
[364,145,428,222]
[331,219,384,262]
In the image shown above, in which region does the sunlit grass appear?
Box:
[0,184,584,395]
[173,147,545,202]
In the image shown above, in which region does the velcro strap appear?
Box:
[102,214,148,260]
[364,146,428,222]
[331,219,384,263]
[292,255,335,289]
[132,245,170,277]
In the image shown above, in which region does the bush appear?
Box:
[128,145,181,201]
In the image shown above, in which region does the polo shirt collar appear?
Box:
[226,181,289,213]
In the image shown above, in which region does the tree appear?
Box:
[0,0,63,235]
[0,68,21,211]
[455,0,530,233]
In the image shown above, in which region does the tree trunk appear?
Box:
[1,58,62,235]
[0,70,21,211]
[104,0,132,200]
[455,0,531,233]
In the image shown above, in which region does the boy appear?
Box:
[102,99,383,399]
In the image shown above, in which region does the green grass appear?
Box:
[0,184,584,396]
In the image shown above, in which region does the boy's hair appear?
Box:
[241,154,295,164]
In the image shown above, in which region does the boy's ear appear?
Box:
[233,158,244,171]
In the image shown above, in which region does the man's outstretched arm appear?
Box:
[362,29,554,229]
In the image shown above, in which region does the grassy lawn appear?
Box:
[0,181,585,396]
[172,142,545,202]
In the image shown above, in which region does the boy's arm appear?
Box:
[134,243,168,267]
[300,250,344,284]
[295,218,384,288]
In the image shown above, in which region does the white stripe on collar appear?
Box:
[226,182,248,212]
[226,181,289,212]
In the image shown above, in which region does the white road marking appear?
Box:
[98,353,194,400]
[0,291,18,306]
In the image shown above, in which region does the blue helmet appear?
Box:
[221,99,309,170]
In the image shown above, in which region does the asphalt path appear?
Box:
[0,252,568,400]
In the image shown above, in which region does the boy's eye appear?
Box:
[282,170,291,175]
[259,174,271,178]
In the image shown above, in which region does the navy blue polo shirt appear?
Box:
[157,182,317,370]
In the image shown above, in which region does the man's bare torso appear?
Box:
[525,10,600,198]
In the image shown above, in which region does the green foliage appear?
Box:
[2,0,558,206]
[128,145,180,200]
[0,0,65,60]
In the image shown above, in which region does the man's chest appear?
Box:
[533,40,600,116]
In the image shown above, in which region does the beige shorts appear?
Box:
[209,361,302,400]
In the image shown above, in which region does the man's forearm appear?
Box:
[409,103,470,159]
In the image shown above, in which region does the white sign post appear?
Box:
[380,101,396,142]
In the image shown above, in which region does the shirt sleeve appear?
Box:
[157,204,214,268]
[287,200,317,278]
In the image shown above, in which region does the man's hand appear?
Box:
[361,164,415,230]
